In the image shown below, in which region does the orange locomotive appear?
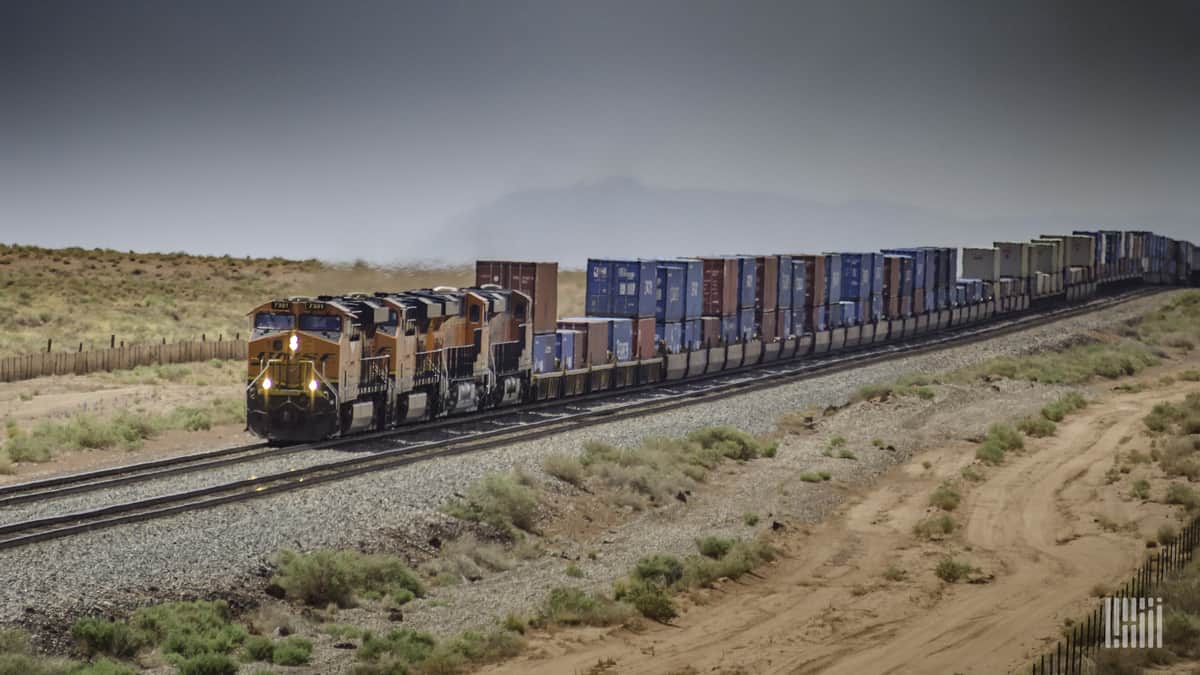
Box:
[246,288,531,442]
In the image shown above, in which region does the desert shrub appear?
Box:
[1161,438,1200,481]
[957,340,1159,385]
[975,439,1006,465]
[675,538,777,589]
[800,472,822,483]
[270,636,312,666]
[695,536,735,559]
[1041,392,1088,422]
[743,512,760,526]
[634,555,684,585]
[1017,417,1057,438]
[241,635,274,662]
[934,558,976,583]
[542,454,585,487]
[564,564,583,578]
[1167,484,1200,510]
[614,579,677,623]
[175,652,238,675]
[72,617,149,659]
[686,426,774,461]
[1181,370,1200,382]
[1131,479,1151,500]
[913,515,956,540]
[357,629,437,665]
[837,448,857,460]
[442,470,540,534]
[1159,524,1180,545]
[883,565,908,582]
[961,466,983,482]
[986,424,1024,451]
[131,601,245,659]
[418,629,524,672]
[929,483,961,511]
[272,549,423,608]
[536,588,632,627]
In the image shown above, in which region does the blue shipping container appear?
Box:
[683,319,702,351]
[871,254,884,296]
[814,305,828,331]
[792,308,807,334]
[838,300,858,326]
[584,259,612,315]
[679,259,703,319]
[836,253,869,301]
[655,321,683,354]
[532,333,557,373]
[827,302,843,328]
[555,330,579,370]
[720,314,739,343]
[655,265,685,322]
[824,254,842,304]
[777,255,794,309]
[606,317,634,362]
[737,307,756,340]
[871,294,883,322]
[883,249,926,289]
[735,256,756,309]
[586,259,656,318]
[791,260,807,309]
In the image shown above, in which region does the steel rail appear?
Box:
[0,286,1163,551]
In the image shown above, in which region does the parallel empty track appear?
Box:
[0,286,1163,551]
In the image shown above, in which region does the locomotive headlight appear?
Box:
[289,335,299,352]
[308,378,318,392]
[262,376,272,391]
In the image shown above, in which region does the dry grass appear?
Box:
[0,244,585,357]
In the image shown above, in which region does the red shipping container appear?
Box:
[792,254,826,308]
[557,318,609,367]
[700,316,722,348]
[476,261,558,334]
[757,309,777,341]
[700,258,739,315]
[754,256,779,312]
[914,288,925,314]
[632,317,657,360]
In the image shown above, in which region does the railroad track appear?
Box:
[0,286,1164,551]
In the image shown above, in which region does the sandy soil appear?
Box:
[0,366,254,483]
[482,375,1199,675]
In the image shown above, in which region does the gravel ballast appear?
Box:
[0,291,1180,645]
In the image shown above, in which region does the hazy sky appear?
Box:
[2,1,1198,261]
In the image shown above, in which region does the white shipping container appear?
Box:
[993,242,1031,278]
[961,248,1001,281]
[1031,239,1065,273]
[1029,243,1057,275]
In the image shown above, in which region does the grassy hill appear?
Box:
[0,244,584,356]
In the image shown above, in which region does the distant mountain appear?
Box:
[419,177,1195,267]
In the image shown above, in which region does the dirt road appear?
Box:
[484,383,1194,675]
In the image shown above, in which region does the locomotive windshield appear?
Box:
[299,314,342,333]
[254,313,295,331]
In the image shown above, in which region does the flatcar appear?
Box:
[246,229,1195,443]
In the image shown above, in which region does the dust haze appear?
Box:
[2,1,1198,265]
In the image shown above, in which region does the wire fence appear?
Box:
[0,336,246,383]
[1029,516,1200,674]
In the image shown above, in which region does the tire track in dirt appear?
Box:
[480,384,1198,675]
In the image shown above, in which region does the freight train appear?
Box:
[246,231,1198,442]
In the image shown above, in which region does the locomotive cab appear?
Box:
[246,297,389,442]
